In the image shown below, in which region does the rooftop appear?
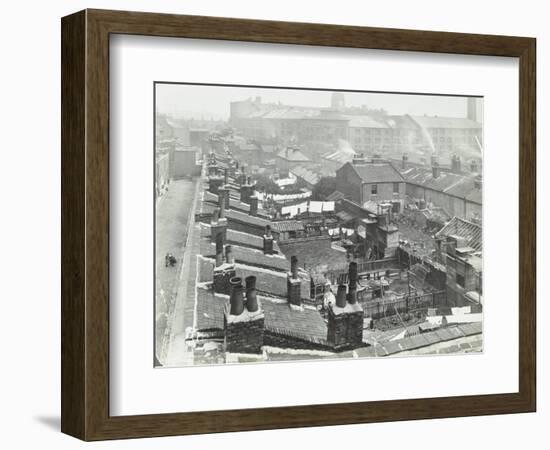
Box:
[344,161,405,184]
[436,216,482,252]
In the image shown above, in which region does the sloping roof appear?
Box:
[202,240,289,272]
[410,115,482,129]
[400,167,482,203]
[436,217,482,252]
[290,165,320,186]
[277,147,310,162]
[326,190,347,201]
[345,162,404,183]
[195,290,328,344]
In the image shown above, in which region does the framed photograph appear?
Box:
[61,9,536,440]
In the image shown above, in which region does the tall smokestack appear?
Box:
[336,284,347,308]
[215,232,224,267]
[245,276,258,312]
[229,277,244,316]
[224,168,228,185]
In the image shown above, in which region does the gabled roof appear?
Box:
[343,162,404,183]
[436,217,482,252]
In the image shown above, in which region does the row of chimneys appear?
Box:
[208,171,259,215]
[221,258,365,354]
[400,153,480,177]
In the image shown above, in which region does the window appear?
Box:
[393,182,400,193]
[371,184,378,195]
[456,273,465,288]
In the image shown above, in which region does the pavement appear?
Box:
[161,177,203,367]
[154,178,198,363]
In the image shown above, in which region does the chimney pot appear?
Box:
[336,284,347,308]
[229,277,245,315]
[245,276,258,312]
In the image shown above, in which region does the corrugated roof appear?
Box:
[436,216,482,252]
[271,220,305,233]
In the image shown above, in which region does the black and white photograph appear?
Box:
[154,84,484,367]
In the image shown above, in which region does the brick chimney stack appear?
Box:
[224,168,229,185]
[327,262,365,350]
[212,232,236,295]
[210,207,228,245]
[224,276,265,354]
[402,153,409,170]
[451,154,462,174]
[432,161,441,179]
[263,225,274,255]
[249,194,259,216]
[215,232,224,267]
[208,174,224,194]
[287,255,302,307]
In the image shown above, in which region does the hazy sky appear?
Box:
[155,83,479,120]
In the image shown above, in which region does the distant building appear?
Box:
[172,147,201,178]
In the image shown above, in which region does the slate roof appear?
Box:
[203,190,251,213]
[326,190,347,201]
[436,216,482,252]
[400,167,482,203]
[346,162,404,183]
[195,289,328,344]
[202,241,289,272]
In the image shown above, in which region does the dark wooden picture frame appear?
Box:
[61,9,536,441]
